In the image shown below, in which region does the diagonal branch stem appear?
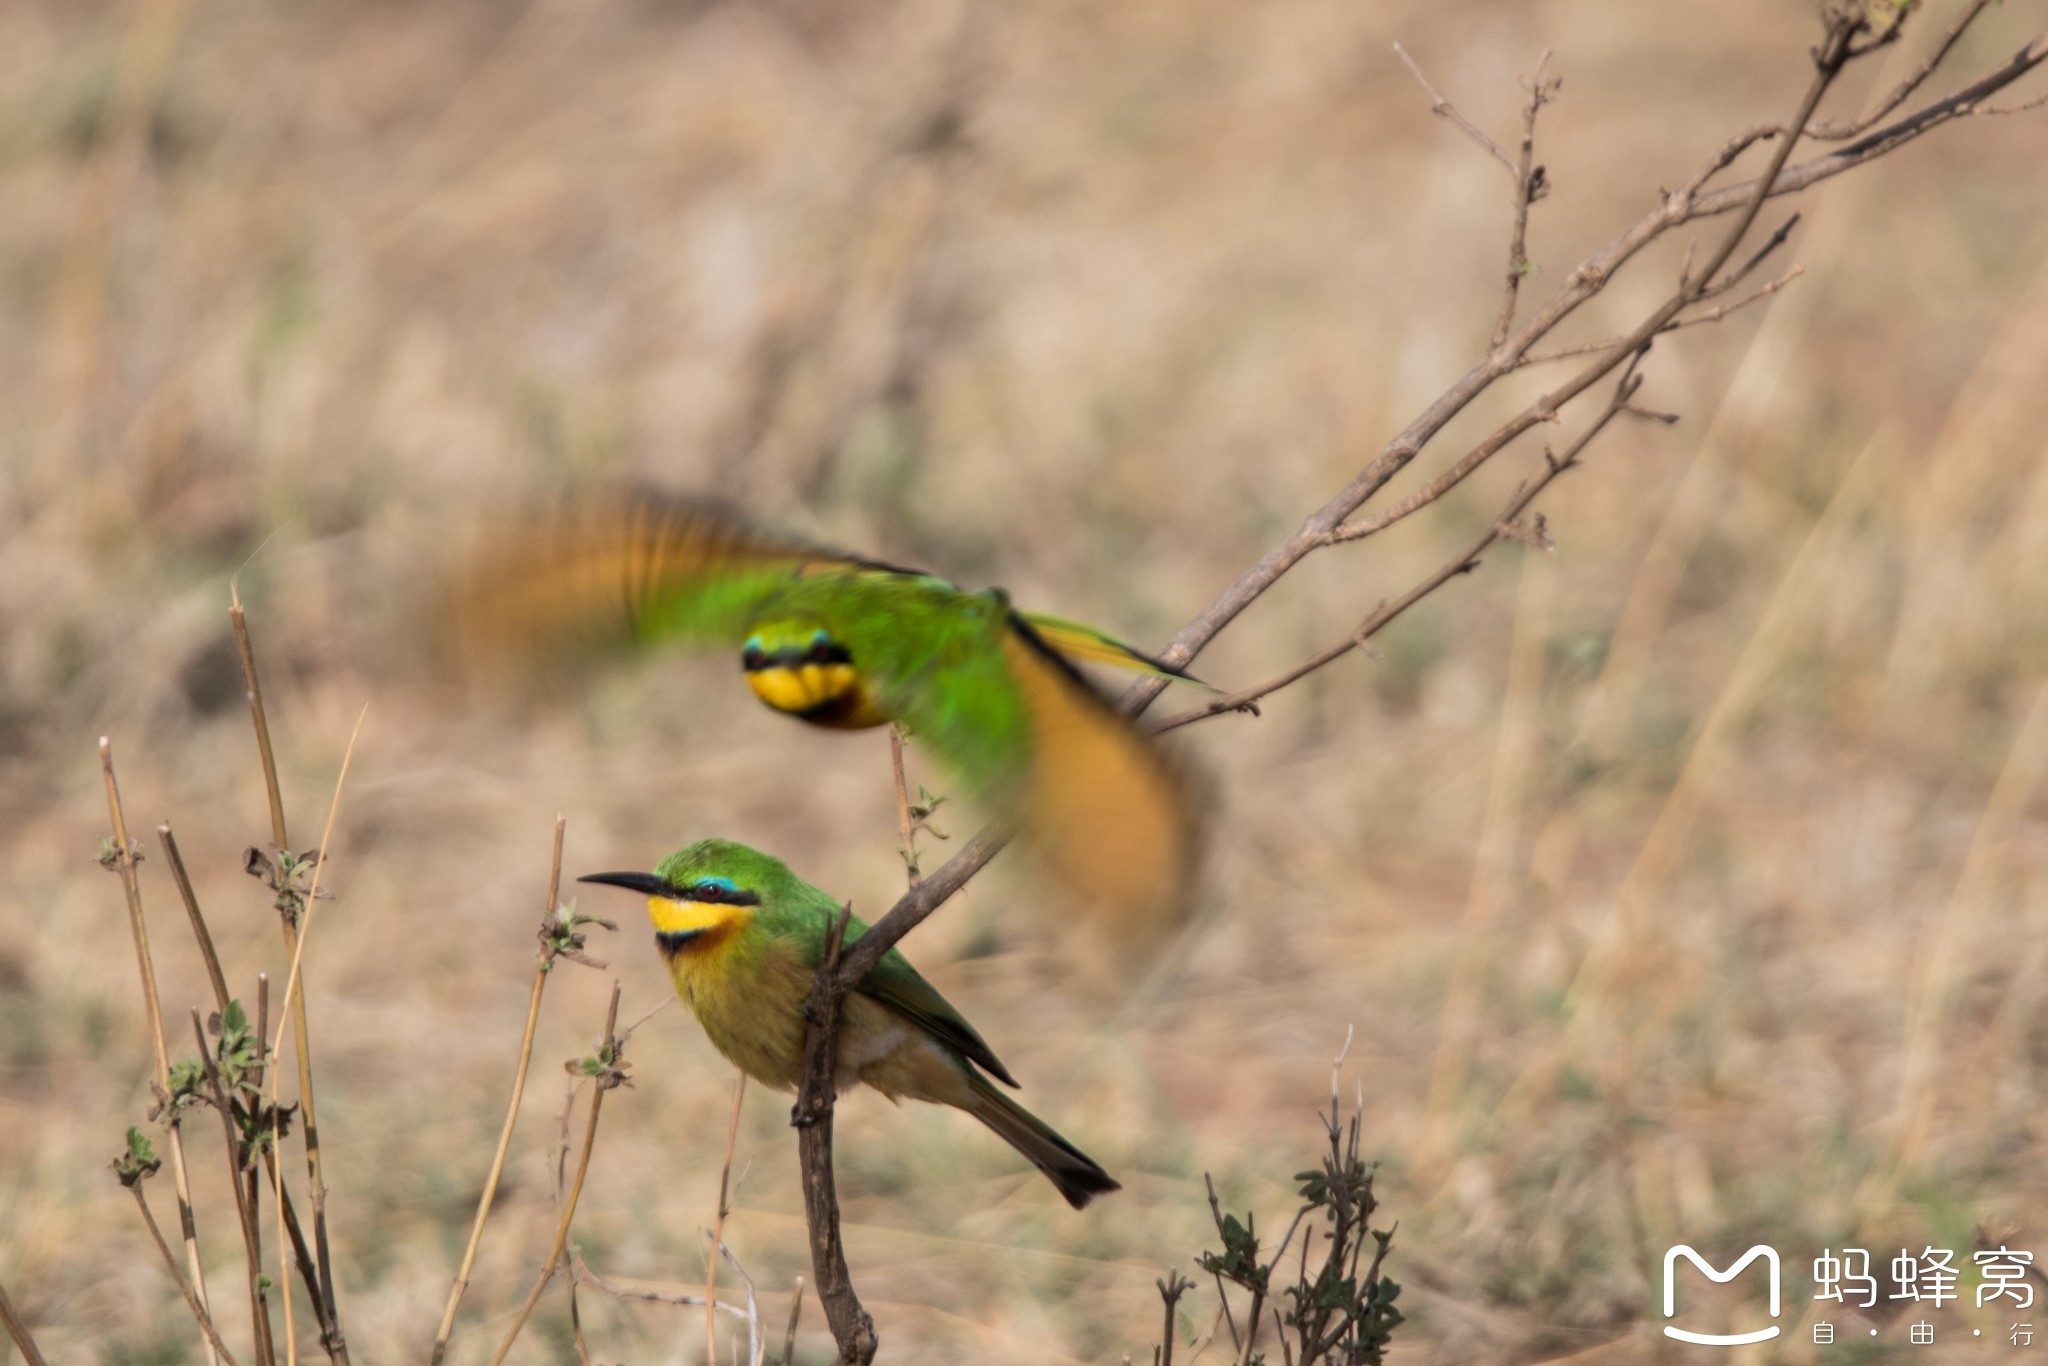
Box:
[100,738,218,1366]
[428,815,568,1365]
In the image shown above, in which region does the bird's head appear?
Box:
[738,618,884,727]
[579,839,783,957]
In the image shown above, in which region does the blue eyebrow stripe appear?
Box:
[681,876,761,906]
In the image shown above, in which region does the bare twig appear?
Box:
[707,1071,749,1366]
[159,823,232,1013]
[1492,54,1556,351]
[570,1251,754,1320]
[129,1184,241,1366]
[193,1011,279,1366]
[99,738,218,1366]
[429,814,569,1365]
[1392,42,1520,179]
[0,1279,50,1366]
[1516,266,1805,368]
[488,982,626,1366]
[230,592,349,1365]
[1808,0,1995,140]
[1156,1271,1195,1366]
[712,1239,764,1366]
[792,906,877,1365]
[889,726,923,888]
[1153,356,1657,733]
[782,1278,806,1366]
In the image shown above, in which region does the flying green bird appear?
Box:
[580,838,1120,1209]
[453,493,1200,933]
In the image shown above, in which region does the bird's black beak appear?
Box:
[577,871,672,897]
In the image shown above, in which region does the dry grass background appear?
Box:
[4,0,2048,1361]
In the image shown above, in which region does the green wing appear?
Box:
[851,933,1019,1087]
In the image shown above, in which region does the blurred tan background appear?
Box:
[5,0,2048,1360]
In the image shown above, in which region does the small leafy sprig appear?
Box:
[539,898,616,972]
[565,1037,633,1093]
[111,1126,161,1188]
[242,845,333,927]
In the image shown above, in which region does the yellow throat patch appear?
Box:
[647,896,751,955]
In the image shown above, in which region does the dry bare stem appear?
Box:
[159,823,233,1014]
[707,1071,749,1365]
[0,1279,51,1366]
[99,738,219,1366]
[1391,42,1520,179]
[428,814,569,1365]
[487,982,627,1366]
[1153,357,1660,733]
[128,1183,241,1366]
[781,1278,806,1366]
[230,591,350,1364]
[192,1011,279,1366]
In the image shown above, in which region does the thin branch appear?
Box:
[488,983,626,1366]
[1153,356,1657,733]
[0,1279,50,1366]
[1700,211,1801,298]
[99,738,218,1366]
[792,906,877,1365]
[1689,33,2048,219]
[1392,42,1520,179]
[1156,1272,1195,1366]
[1516,265,1804,369]
[429,814,569,1365]
[706,1071,748,1366]
[570,1252,753,1318]
[230,592,350,1365]
[193,1011,279,1366]
[889,726,923,888]
[1981,88,2048,116]
[712,1239,764,1366]
[1492,53,1556,351]
[266,703,365,1092]
[159,823,232,1014]
[781,1278,805,1366]
[1808,0,1996,140]
[129,1184,241,1366]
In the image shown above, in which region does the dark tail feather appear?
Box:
[966,1072,1121,1210]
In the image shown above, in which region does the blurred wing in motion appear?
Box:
[996,621,1196,936]
[447,493,875,665]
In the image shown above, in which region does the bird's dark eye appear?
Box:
[808,641,836,664]
[741,645,767,670]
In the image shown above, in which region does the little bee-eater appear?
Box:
[580,839,1120,1209]
[454,493,1201,933]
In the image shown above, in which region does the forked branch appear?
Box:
[788,7,2048,1359]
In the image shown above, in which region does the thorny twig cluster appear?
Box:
[1164,1036,1401,1366]
[787,4,2048,1362]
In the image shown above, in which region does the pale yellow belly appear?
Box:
[671,947,973,1108]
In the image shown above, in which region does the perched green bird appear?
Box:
[453,493,1200,934]
[580,839,1121,1209]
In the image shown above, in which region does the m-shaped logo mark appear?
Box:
[1663,1245,1782,1346]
